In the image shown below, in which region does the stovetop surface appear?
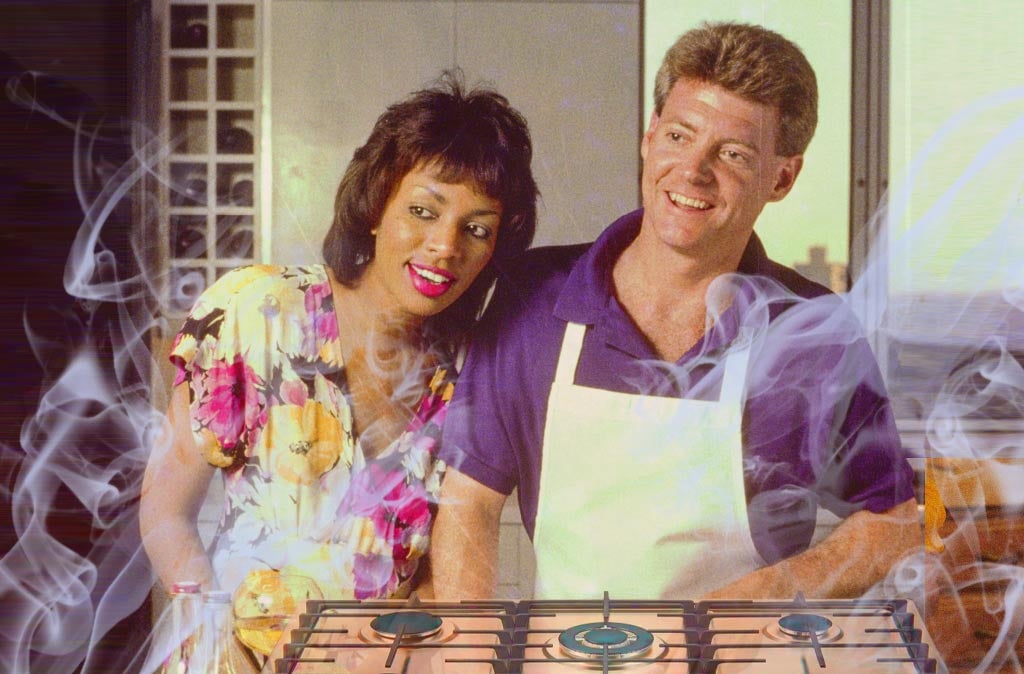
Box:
[265,593,937,674]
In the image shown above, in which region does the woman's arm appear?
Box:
[140,383,217,592]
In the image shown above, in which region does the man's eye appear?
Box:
[722,149,747,162]
[668,132,682,142]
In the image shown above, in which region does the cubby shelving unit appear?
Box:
[160,0,263,315]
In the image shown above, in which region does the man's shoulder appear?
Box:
[491,242,592,307]
[740,232,834,302]
[505,242,591,281]
[771,262,834,301]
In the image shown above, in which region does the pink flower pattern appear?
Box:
[341,378,450,597]
[193,354,266,453]
[305,280,338,342]
[170,265,451,599]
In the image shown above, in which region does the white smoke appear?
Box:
[2,57,1023,674]
[0,73,173,673]
[862,86,1024,674]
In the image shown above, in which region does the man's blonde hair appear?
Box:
[654,22,818,157]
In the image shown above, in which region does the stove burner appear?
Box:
[368,611,443,640]
[558,622,654,660]
[777,613,833,639]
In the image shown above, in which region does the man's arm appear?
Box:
[704,497,919,599]
[426,468,509,600]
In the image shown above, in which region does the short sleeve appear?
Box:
[817,338,916,515]
[169,266,274,469]
[439,285,523,495]
[743,295,915,560]
[439,342,519,495]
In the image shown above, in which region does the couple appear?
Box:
[140,15,917,649]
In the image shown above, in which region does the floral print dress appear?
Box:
[170,264,451,600]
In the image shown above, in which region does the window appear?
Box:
[885,0,1024,433]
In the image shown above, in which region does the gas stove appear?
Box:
[265,593,937,673]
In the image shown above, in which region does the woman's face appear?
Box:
[360,162,503,323]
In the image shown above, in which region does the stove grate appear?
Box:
[271,593,937,674]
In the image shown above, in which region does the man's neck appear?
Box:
[610,230,746,361]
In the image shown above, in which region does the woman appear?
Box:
[140,74,537,610]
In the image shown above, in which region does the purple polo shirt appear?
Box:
[440,210,915,564]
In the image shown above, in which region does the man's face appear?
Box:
[640,78,803,262]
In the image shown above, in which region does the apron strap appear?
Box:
[718,347,750,406]
[553,322,587,385]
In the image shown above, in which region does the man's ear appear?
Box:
[640,110,659,161]
[768,154,803,202]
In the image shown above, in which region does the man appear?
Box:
[429,22,918,600]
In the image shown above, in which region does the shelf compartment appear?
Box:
[169,162,209,208]
[216,214,254,259]
[169,109,208,155]
[216,110,254,154]
[170,4,209,50]
[215,163,254,207]
[170,214,208,260]
[169,58,209,102]
[168,265,209,314]
[216,57,255,102]
[217,5,256,49]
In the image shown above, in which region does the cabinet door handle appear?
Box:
[973,628,998,641]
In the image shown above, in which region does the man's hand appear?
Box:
[704,498,920,599]
[426,468,508,600]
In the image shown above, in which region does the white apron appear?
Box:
[532,322,764,599]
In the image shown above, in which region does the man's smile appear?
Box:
[668,192,712,210]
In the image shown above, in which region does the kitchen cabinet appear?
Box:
[925,498,1024,672]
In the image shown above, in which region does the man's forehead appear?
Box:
[659,78,779,145]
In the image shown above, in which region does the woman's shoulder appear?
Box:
[182,264,326,321]
[203,264,328,303]
[172,264,335,365]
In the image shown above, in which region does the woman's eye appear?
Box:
[667,132,682,142]
[466,223,493,240]
[409,205,435,219]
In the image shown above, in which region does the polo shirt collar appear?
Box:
[552,208,775,361]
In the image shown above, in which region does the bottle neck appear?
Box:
[203,600,234,641]
[197,592,237,673]
[170,590,202,632]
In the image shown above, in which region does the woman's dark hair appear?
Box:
[323,71,538,342]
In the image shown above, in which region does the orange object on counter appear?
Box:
[923,460,947,553]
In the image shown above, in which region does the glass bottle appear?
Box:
[195,590,237,673]
[159,580,202,674]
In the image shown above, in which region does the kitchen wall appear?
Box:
[265,0,642,263]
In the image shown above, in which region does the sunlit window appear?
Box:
[886,1,1024,426]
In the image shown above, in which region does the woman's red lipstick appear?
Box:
[407,262,455,298]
